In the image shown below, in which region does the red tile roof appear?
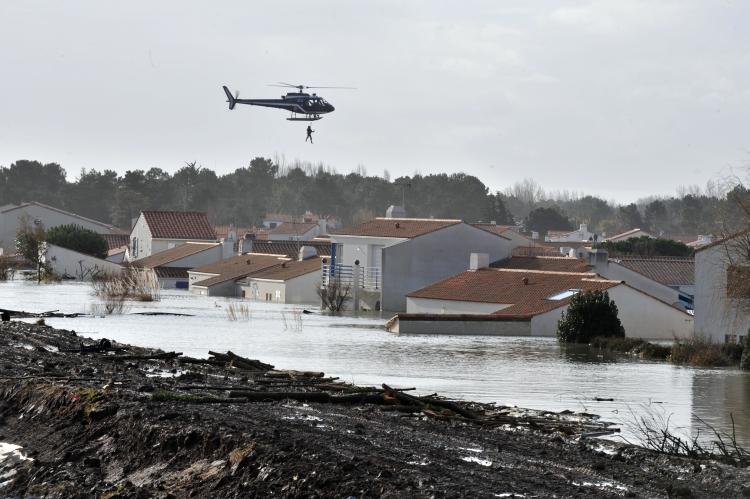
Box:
[333,218,461,238]
[248,240,331,258]
[268,222,319,236]
[614,257,694,286]
[492,256,592,273]
[607,228,652,241]
[190,253,289,287]
[141,211,216,240]
[471,224,513,240]
[244,257,322,282]
[133,242,219,269]
[512,245,560,257]
[153,267,190,279]
[407,268,621,318]
[102,234,130,251]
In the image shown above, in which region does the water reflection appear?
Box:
[0,281,748,446]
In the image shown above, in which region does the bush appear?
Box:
[557,290,625,344]
[741,332,750,371]
[46,224,108,259]
[670,337,736,368]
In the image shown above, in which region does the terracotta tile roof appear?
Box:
[102,234,130,251]
[613,257,694,286]
[470,224,513,240]
[333,218,461,238]
[248,240,331,258]
[153,267,190,279]
[492,256,592,273]
[132,242,219,269]
[407,268,621,318]
[190,253,289,288]
[268,222,319,236]
[244,257,322,282]
[141,211,216,240]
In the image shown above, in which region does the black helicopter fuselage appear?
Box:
[223,86,334,120]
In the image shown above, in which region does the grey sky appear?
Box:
[1,1,748,202]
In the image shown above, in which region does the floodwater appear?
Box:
[2,281,749,447]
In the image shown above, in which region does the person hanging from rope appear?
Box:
[306,125,314,144]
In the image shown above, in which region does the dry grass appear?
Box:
[225,302,250,321]
[281,310,304,331]
[669,336,737,368]
[90,268,160,314]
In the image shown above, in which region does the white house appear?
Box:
[43,243,122,280]
[328,213,514,312]
[0,202,122,254]
[586,250,694,310]
[694,230,750,343]
[188,253,289,297]
[239,256,322,304]
[128,211,217,260]
[132,241,231,289]
[267,222,321,241]
[393,258,693,339]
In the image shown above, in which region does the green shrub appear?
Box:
[557,291,625,344]
[670,337,735,368]
[46,224,108,259]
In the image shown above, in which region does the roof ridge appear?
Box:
[373,217,462,222]
[489,268,597,277]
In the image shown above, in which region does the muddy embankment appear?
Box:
[0,321,748,498]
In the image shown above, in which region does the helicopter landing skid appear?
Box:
[287,113,322,121]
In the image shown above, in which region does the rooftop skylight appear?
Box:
[546,289,581,301]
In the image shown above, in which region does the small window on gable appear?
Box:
[547,289,581,301]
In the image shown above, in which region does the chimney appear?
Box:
[318,218,328,235]
[220,237,234,259]
[239,233,255,254]
[469,253,489,271]
[587,248,608,268]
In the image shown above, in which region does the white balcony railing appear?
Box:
[322,263,381,290]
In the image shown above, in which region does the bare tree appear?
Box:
[317,279,351,313]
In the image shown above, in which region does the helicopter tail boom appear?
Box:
[222,86,236,110]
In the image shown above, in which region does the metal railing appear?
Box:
[322,263,381,290]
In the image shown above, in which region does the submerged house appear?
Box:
[0,201,122,254]
[129,211,217,260]
[238,256,323,304]
[694,230,750,343]
[188,253,290,297]
[389,254,693,339]
[132,241,231,289]
[327,211,514,312]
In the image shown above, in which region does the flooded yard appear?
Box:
[2,280,749,447]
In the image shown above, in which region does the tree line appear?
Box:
[0,159,746,236]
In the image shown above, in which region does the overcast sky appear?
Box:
[1,1,748,202]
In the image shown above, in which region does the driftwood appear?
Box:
[0,308,82,318]
[264,370,325,379]
[208,351,274,371]
[382,384,478,420]
[104,352,182,361]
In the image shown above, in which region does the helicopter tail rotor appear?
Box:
[222,85,236,110]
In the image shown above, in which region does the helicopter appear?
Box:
[222,82,354,121]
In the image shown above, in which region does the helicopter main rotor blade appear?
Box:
[304,86,357,90]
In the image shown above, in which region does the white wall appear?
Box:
[530,286,692,339]
[594,260,680,305]
[694,244,750,342]
[128,214,152,260]
[161,245,223,269]
[44,243,122,280]
[381,223,513,312]
[330,235,407,267]
[406,296,509,315]
[241,270,320,304]
[0,204,118,253]
[268,226,320,241]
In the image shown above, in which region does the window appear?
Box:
[275,290,281,302]
[546,289,581,301]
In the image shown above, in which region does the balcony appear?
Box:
[322,263,381,290]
